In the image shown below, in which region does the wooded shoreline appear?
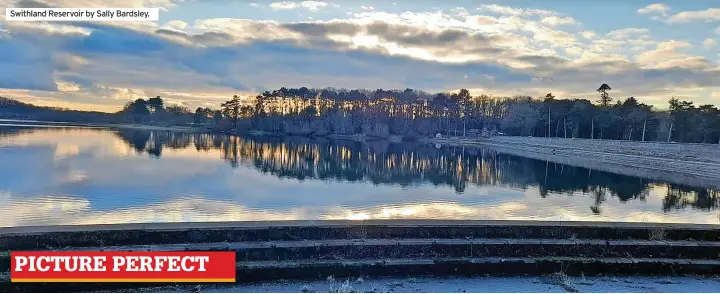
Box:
[4,84,720,146]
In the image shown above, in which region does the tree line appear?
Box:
[204,84,720,143]
[0,97,118,123]
[0,96,197,126]
[2,83,720,144]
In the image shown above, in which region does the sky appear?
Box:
[0,0,719,112]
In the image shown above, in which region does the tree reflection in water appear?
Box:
[106,129,720,216]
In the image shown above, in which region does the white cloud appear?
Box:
[360,5,374,11]
[634,40,712,70]
[589,39,626,53]
[606,28,650,40]
[451,7,470,17]
[269,1,330,12]
[249,2,262,8]
[540,16,576,26]
[269,1,298,10]
[704,38,717,48]
[174,11,717,99]
[627,38,657,49]
[166,20,187,30]
[580,31,596,39]
[478,4,555,17]
[8,0,180,9]
[3,2,720,110]
[637,3,670,17]
[668,8,720,23]
[299,1,330,12]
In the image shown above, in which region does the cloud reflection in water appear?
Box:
[0,126,717,227]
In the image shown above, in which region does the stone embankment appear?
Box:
[1,220,718,292]
[429,136,720,189]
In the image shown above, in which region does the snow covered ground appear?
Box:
[122,275,720,293]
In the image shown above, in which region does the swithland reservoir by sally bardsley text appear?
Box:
[7,9,153,19]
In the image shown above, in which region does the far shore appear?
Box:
[1,119,207,132]
[99,123,206,132]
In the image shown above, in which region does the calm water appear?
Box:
[0,125,718,227]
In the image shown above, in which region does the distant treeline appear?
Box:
[207,84,720,143]
[0,97,117,123]
[0,96,195,126]
[2,83,720,143]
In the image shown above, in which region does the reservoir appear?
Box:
[0,124,717,227]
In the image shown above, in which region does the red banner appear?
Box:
[11,251,236,282]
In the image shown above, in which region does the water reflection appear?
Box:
[116,129,194,157]
[113,129,718,214]
[0,126,718,226]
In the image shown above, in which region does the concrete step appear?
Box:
[3,257,719,292]
[2,238,719,272]
[1,220,718,250]
[2,221,717,291]
[234,257,720,281]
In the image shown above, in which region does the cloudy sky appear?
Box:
[1,0,719,112]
